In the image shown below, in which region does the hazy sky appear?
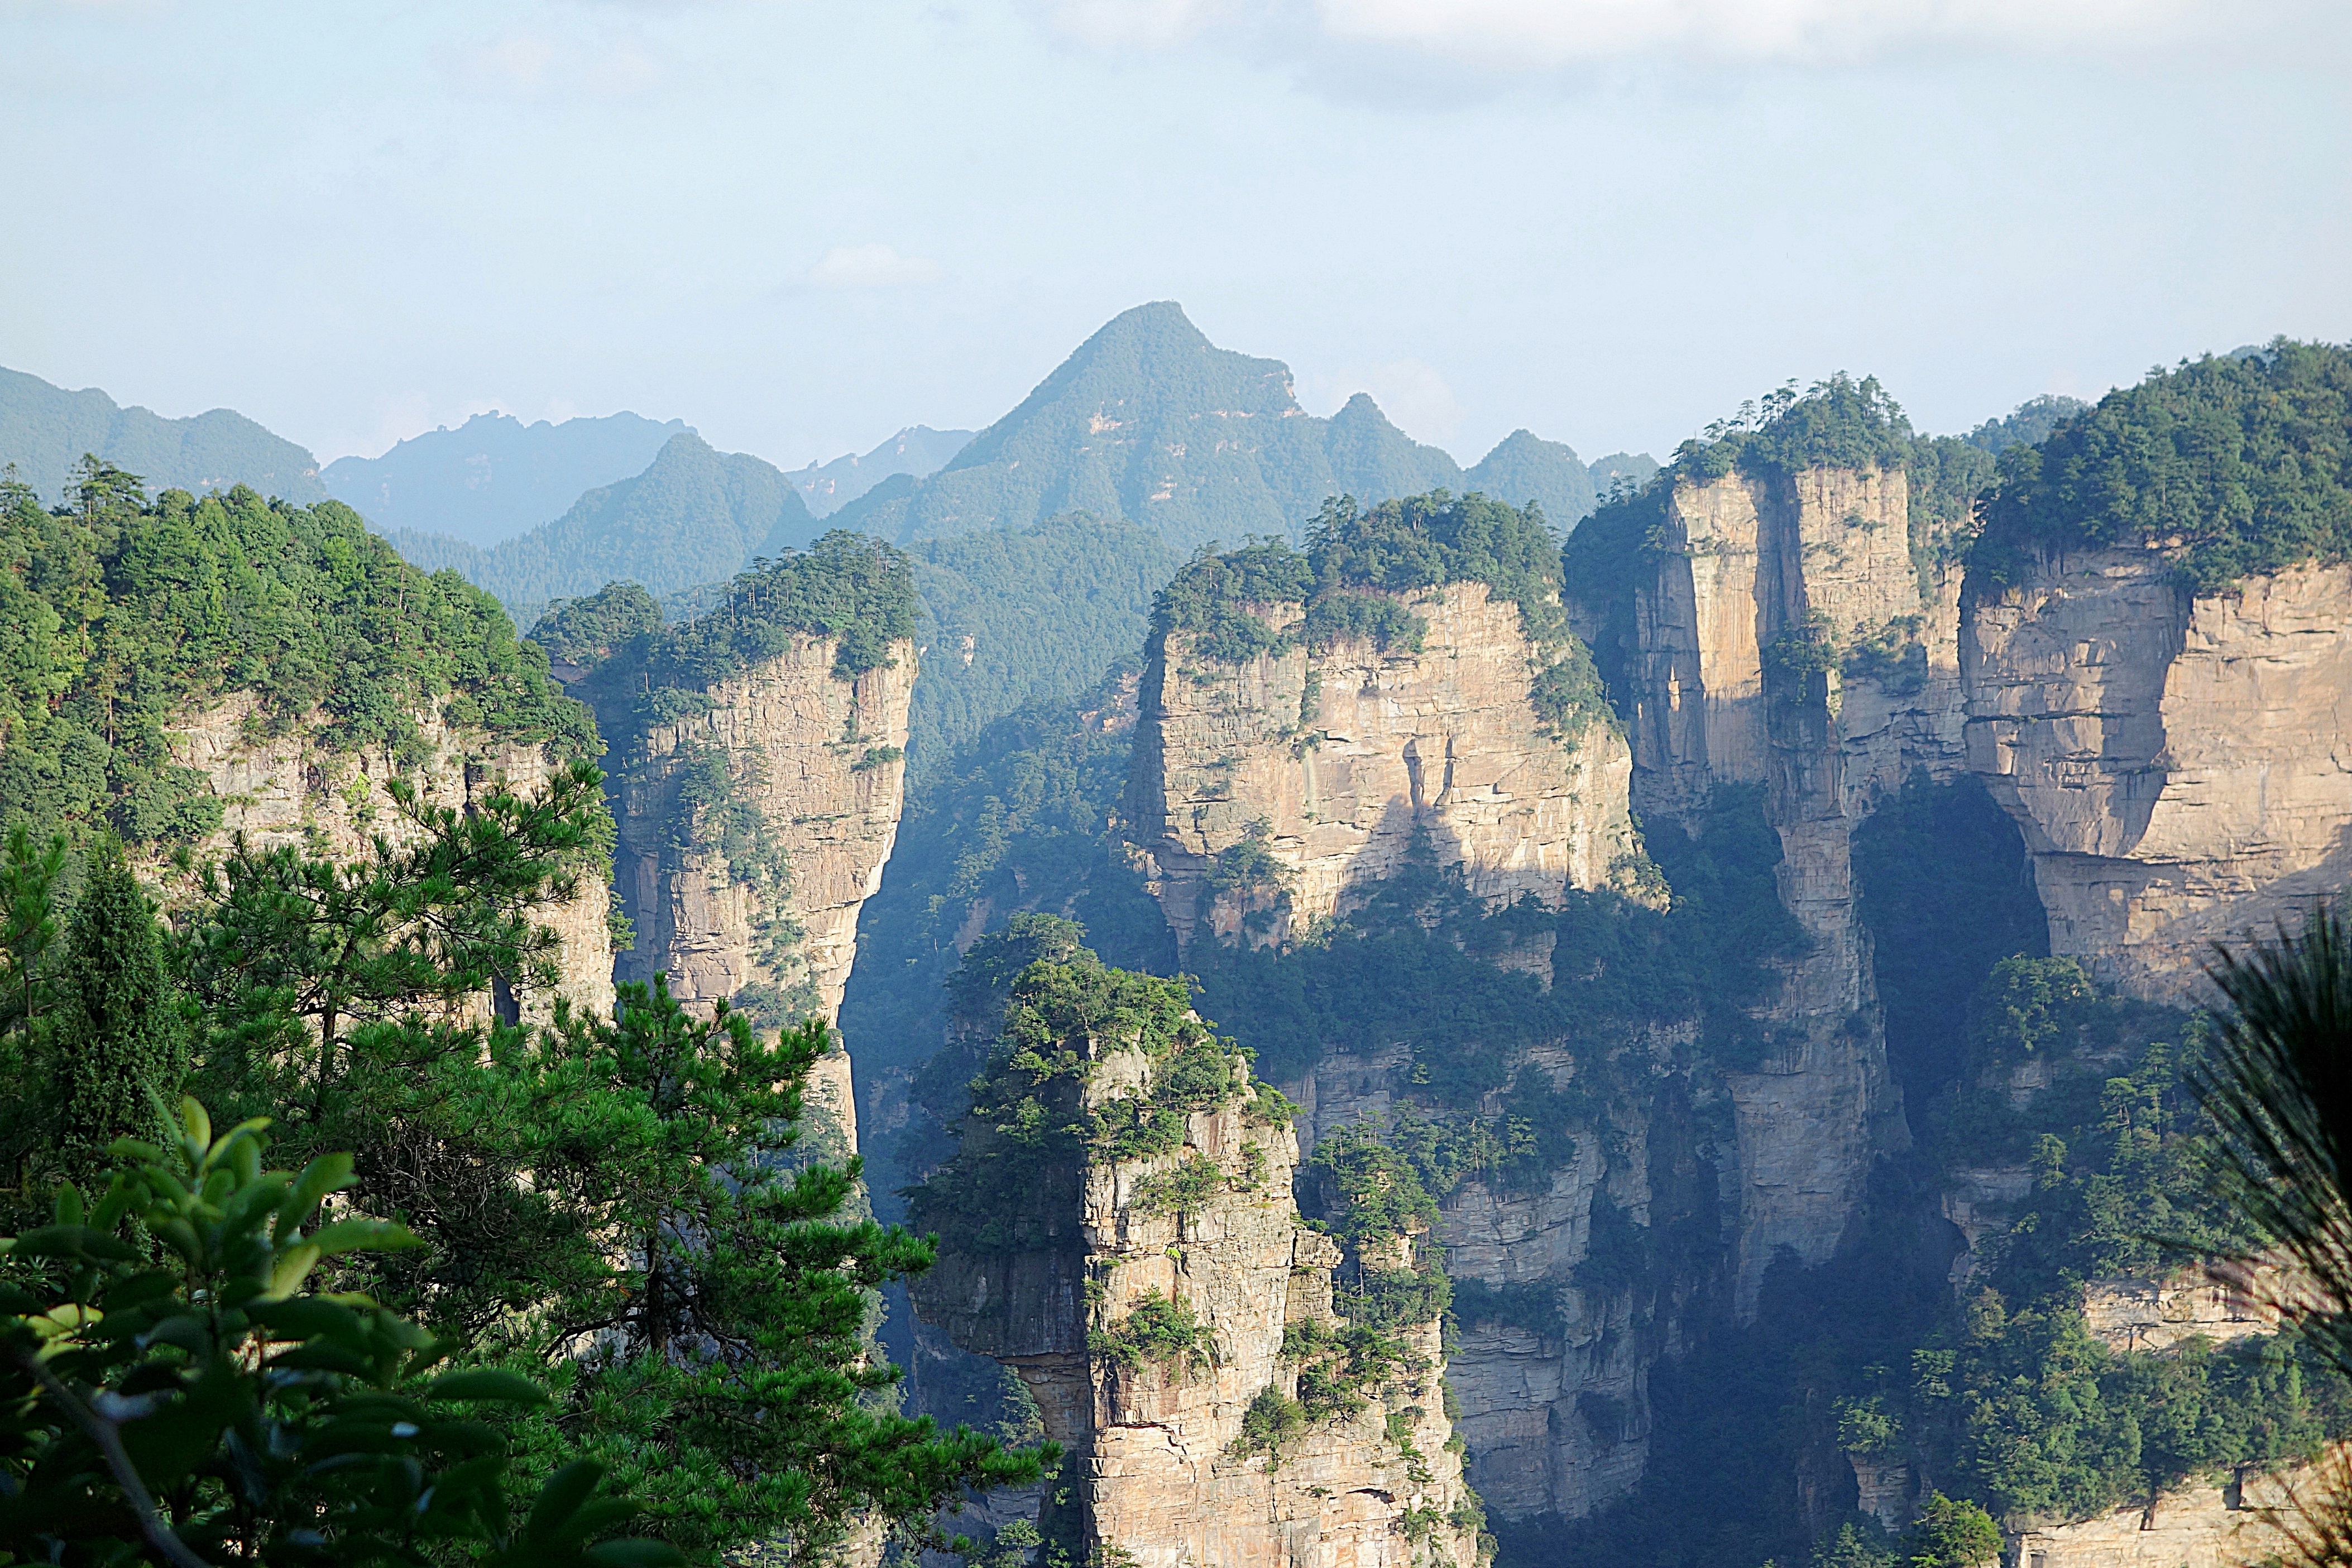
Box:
[4,0,2346,471]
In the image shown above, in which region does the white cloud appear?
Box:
[1030,0,2255,68]
[804,244,945,290]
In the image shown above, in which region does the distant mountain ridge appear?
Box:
[0,365,326,505]
[381,431,814,625]
[830,302,1617,551]
[792,426,971,517]
[325,409,691,548]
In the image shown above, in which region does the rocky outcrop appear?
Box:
[2009,1446,2348,1568]
[1587,467,1935,1313]
[2080,1268,2280,1355]
[913,999,1482,1567]
[1134,581,1640,953]
[1962,550,2352,998]
[164,692,614,1020]
[607,634,917,1149]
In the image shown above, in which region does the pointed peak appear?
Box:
[1069,300,1214,362]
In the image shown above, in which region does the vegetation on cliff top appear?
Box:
[1970,339,2352,593]
[1152,489,1615,740]
[905,941,1252,1258]
[0,459,597,846]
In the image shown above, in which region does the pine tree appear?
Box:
[55,836,186,1157]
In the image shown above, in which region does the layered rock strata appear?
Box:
[913,1012,1482,1566]
[1133,580,1639,953]
[1961,550,2352,998]
[164,692,615,1020]
[609,634,917,1147]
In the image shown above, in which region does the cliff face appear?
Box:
[2008,1446,2347,1568]
[607,633,917,1146]
[1135,579,1639,953]
[1594,467,1937,1312]
[165,692,614,1020]
[1962,550,2352,997]
[913,997,1482,1567]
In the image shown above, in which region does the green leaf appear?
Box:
[308,1217,421,1256]
[277,1152,355,1243]
[250,1297,365,1346]
[525,1460,606,1541]
[425,1368,550,1407]
[12,1225,137,1263]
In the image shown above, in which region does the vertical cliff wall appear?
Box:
[910,958,1483,1567]
[1962,550,2352,998]
[165,692,615,1020]
[1134,579,1640,954]
[605,632,917,1149]
[1581,465,1937,1313]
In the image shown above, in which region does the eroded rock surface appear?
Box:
[165,693,614,1021]
[1963,551,2352,996]
[914,1013,1481,1567]
[1134,580,1639,953]
[608,634,917,1147]
[2009,1447,2348,1568]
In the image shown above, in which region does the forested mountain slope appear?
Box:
[830,301,1611,550]
[381,430,816,624]
[0,365,325,506]
[324,408,689,546]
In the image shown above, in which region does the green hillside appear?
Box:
[382,431,815,624]
[1465,428,1598,525]
[0,461,592,846]
[832,302,1600,551]
[1971,340,2352,592]
[0,365,326,507]
[907,511,1181,775]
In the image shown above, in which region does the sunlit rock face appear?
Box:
[166,692,615,1024]
[1133,579,1639,957]
[912,1014,1482,1568]
[607,633,917,1149]
[1963,550,2352,998]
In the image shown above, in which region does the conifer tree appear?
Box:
[54,835,186,1158]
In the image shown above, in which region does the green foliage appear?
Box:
[1837,1396,1904,1457]
[1192,787,1803,1100]
[1903,1495,2000,1568]
[595,529,920,694]
[0,1096,670,1568]
[0,465,597,846]
[1301,588,1425,654]
[1088,1289,1212,1378]
[905,512,1180,778]
[52,836,188,1161]
[1971,341,2352,593]
[1965,395,2092,457]
[527,582,664,671]
[1131,1152,1227,1219]
[1153,539,1314,665]
[1302,1124,1452,1331]
[1852,775,2049,1099]
[1281,1315,1415,1425]
[1448,1276,1567,1340]
[826,301,1466,553]
[1149,491,1615,742]
[1673,373,1914,481]
[182,761,605,1125]
[1228,1384,1309,1466]
[907,945,1245,1257]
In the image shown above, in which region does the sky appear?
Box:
[3,0,2347,472]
